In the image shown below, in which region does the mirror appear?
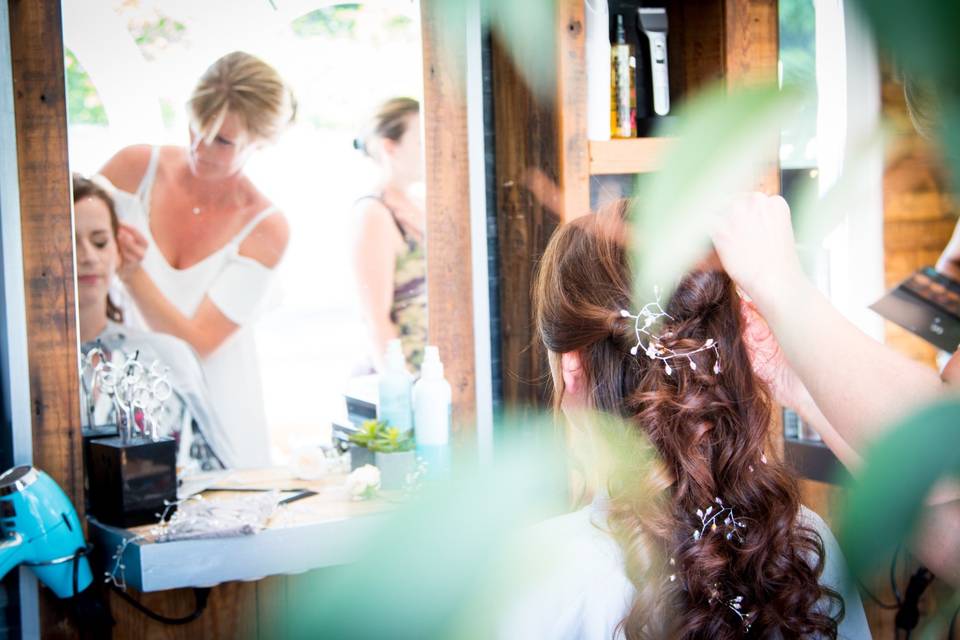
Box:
[64,1,429,472]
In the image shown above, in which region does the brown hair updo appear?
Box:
[534,200,844,639]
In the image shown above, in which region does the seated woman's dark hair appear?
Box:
[534,199,844,639]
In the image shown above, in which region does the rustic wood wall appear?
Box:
[491,29,562,411]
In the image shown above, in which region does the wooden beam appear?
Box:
[588,138,674,175]
[7,0,84,635]
[420,0,477,431]
[9,0,82,501]
[556,0,590,221]
[723,0,779,86]
[723,0,780,194]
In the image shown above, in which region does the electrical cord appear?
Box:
[891,545,903,605]
[111,585,211,626]
[858,580,900,610]
[857,548,942,640]
[857,546,902,611]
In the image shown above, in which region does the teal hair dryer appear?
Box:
[0,466,92,597]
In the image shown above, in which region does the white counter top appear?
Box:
[87,468,392,592]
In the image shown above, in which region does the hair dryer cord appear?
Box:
[112,584,211,626]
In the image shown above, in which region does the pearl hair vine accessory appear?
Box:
[619,286,721,376]
[708,585,755,631]
[692,497,747,543]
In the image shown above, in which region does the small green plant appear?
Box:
[348,419,387,448]
[370,427,415,454]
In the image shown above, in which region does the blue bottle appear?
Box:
[378,339,413,433]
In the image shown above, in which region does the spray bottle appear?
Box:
[378,339,413,434]
[413,345,452,475]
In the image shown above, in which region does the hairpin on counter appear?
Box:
[620,286,722,376]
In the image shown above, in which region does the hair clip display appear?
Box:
[692,497,747,543]
[83,346,173,443]
[620,286,722,376]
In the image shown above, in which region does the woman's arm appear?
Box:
[712,194,944,451]
[715,194,960,585]
[739,297,863,469]
[118,214,289,358]
[352,202,401,370]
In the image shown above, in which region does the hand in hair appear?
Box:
[116,224,148,282]
[710,192,803,311]
[738,296,804,408]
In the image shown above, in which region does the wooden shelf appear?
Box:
[588,137,674,175]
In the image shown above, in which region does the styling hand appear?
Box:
[116,224,148,281]
[711,193,805,309]
[739,296,807,411]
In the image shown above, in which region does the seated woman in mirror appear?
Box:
[502,200,869,638]
[352,97,427,371]
[74,174,238,471]
[96,51,296,468]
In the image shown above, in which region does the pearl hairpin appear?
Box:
[620,286,722,376]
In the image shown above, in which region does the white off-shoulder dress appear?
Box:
[103,146,279,468]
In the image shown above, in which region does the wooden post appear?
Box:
[723,0,780,193]
[557,0,590,222]
[420,0,478,432]
[7,0,83,635]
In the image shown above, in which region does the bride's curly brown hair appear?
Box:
[534,200,845,639]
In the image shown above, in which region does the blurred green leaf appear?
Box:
[917,589,960,640]
[426,0,556,102]
[283,411,659,638]
[839,398,960,577]
[629,82,809,300]
[791,127,889,248]
[852,0,960,84]
[288,416,569,639]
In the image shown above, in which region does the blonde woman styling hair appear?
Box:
[97,51,295,468]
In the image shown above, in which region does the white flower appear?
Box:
[346,465,381,500]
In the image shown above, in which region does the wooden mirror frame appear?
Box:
[3,0,478,634]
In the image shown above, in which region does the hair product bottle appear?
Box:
[586,0,612,141]
[610,13,635,138]
[413,346,451,475]
[378,339,413,433]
